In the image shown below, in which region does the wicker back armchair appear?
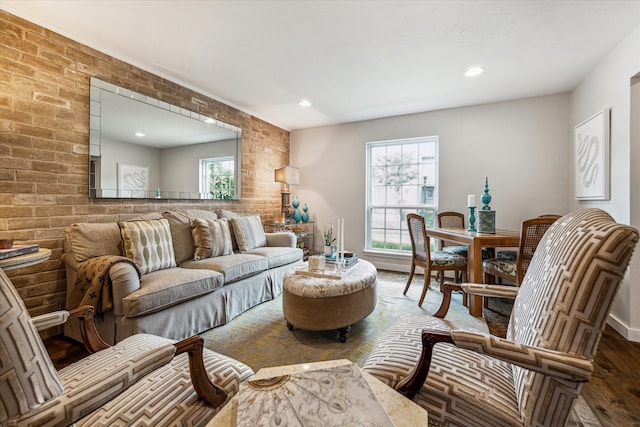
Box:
[403,213,467,306]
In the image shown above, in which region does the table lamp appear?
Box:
[274,165,299,223]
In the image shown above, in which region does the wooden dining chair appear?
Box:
[403,213,467,307]
[483,215,560,287]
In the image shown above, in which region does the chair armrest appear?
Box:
[174,336,228,408]
[68,305,110,353]
[32,311,70,331]
[266,232,296,248]
[433,282,519,318]
[460,283,519,299]
[451,329,594,381]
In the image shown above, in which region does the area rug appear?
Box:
[201,271,488,371]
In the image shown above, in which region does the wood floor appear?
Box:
[43,300,640,426]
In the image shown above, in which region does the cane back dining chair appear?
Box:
[483,215,561,287]
[364,208,638,426]
[403,213,467,307]
[0,267,253,426]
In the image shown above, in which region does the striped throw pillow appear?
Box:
[119,219,176,274]
[190,218,233,260]
[230,215,267,252]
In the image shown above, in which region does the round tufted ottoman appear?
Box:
[282,260,378,343]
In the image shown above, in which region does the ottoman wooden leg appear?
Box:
[338,325,351,343]
[287,322,294,331]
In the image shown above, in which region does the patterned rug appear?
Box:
[201,270,489,371]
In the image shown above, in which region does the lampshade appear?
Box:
[274,166,300,185]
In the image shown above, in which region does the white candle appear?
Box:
[467,194,476,207]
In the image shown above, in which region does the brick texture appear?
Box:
[0,10,290,334]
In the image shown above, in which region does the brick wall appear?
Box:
[0,10,290,327]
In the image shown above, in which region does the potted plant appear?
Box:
[323,224,336,256]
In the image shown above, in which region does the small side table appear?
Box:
[0,248,52,270]
[207,359,428,426]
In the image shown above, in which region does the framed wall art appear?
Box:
[118,163,149,198]
[574,109,610,200]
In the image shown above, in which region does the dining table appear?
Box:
[425,227,520,317]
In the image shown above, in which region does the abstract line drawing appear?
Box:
[118,163,149,197]
[574,110,610,200]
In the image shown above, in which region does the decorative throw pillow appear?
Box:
[190,218,233,260]
[230,215,267,253]
[118,218,176,274]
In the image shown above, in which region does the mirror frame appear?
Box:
[88,77,242,200]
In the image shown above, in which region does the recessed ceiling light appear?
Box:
[465,66,485,77]
[135,132,145,137]
[298,99,312,107]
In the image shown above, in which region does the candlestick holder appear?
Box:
[467,206,477,232]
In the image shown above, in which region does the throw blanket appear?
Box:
[69,256,142,314]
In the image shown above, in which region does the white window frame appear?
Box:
[199,156,235,200]
[365,136,439,255]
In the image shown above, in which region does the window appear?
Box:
[199,157,235,200]
[366,137,438,254]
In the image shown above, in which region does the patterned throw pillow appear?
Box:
[190,218,233,260]
[119,218,176,274]
[230,215,267,252]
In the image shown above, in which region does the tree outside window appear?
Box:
[366,137,437,253]
[200,157,235,200]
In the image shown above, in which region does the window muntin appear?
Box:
[366,137,438,253]
[199,157,235,200]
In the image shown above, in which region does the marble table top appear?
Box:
[208,359,428,426]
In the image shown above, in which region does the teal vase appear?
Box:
[292,195,302,223]
[302,204,309,223]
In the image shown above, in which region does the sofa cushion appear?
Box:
[230,215,267,252]
[66,222,122,263]
[180,254,269,284]
[163,210,218,264]
[191,218,233,260]
[246,246,303,269]
[122,267,223,317]
[119,219,177,274]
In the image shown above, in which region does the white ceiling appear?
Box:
[3,1,640,131]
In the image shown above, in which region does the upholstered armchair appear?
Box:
[364,209,638,426]
[0,267,253,426]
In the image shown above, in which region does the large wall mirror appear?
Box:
[89,77,242,200]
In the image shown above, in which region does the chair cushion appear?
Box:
[497,250,518,261]
[363,314,522,426]
[180,254,268,284]
[245,246,303,269]
[230,215,267,252]
[0,269,64,423]
[430,250,467,267]
[119,218,177,274]
[444,245,494,260]
[483,258,517,278]
[75,339,254,426]
[122,267,223,317]
[191,218,234,260]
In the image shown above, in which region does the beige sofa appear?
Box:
[62,209,303,344]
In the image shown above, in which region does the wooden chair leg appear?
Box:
[403,262,416,295]
[419,266,432,307]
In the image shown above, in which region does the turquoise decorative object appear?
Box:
[292,195,302,223]
[467,206,477,232]
[156,187,161,199]
[481,177,491,210]
[302,203,309,223]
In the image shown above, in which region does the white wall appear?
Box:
[291,93,571,272]
[571,24,640,341]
